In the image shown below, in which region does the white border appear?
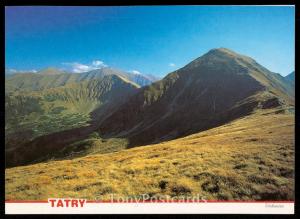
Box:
[5,202,294,214]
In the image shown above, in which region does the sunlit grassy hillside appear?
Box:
[5,108,294,201]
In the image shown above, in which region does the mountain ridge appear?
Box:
[5,67,157,93]
[5,48,295,167]
[37,67,67,75]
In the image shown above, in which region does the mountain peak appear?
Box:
[183,47,257,73]
[209,47,237,55]
[38,67,66,75]
[204,48,248,59]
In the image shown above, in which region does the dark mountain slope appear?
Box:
[98,48,294,146]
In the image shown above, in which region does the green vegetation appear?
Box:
[5,75,138,150]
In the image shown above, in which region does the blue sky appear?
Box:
[5,6,295,77]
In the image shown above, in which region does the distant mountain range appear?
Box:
[5,67,158,91]
[5,48,295,167]
[6,67,157,152]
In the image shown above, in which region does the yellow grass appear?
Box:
[5,109,294,201]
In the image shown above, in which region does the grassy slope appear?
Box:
[5,108,294,201]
